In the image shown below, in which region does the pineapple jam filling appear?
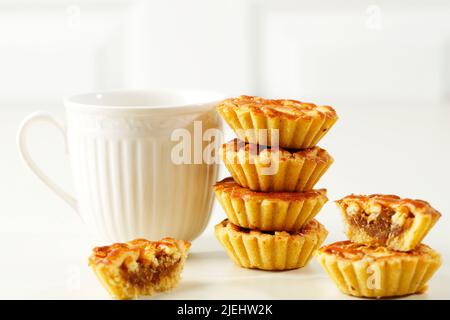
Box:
[344,203,414,243]
[119,254,181,289]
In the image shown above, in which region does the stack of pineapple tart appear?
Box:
[214,95,338,270]
[317,194,442,298]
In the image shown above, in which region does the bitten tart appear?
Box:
[316,241,441,298]
[214,177,328,232]
[215,219,328,270]
[89,238,190,300]
[220,139,333,192]
[336,194,441,252]
[216,95,337,149]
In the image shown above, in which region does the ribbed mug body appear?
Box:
[66,105,220,243]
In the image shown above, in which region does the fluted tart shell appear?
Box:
[216,95,337,149]
[220,139,333,192]
[89,238,190,300]
[214,177,328,232]
[215,219,328,271]
[316,241,441,298]
[336,194,441,252]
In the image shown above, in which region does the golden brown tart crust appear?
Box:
[220,139,333,192]
[214,177,327,202]
[89,238,188,265]
[89,238,190,299]
[222,138,332,162]
[216,96,338,149]
[214,177,328,232]
[220,218,325,238]
[317,240,441,298]
[336,194,441,251]
[336,194,439,212]
[215,219,328,270]
[319,240,438,261]
[217,95,337,120]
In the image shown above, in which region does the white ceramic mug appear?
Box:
[18,90,223,243]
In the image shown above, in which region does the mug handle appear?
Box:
[17,111,78,211]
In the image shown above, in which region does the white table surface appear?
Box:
[1,101,449,299]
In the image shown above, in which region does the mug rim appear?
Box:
[64,89,225,114]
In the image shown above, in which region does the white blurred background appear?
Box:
[2,0,450,103]
[0,0,449,298]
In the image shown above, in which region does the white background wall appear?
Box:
[1,0,449,105]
